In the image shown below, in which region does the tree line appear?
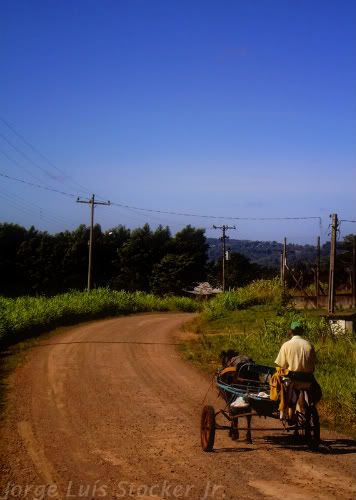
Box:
[0,222,271,297]
[207,237,331,268]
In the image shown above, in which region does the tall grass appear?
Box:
[203,278,283,320]
[0,289,199,348]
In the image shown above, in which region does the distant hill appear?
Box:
[207,238,330,269]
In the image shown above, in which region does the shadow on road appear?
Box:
[262,434,356,454]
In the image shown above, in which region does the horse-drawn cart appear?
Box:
[200,362,320,452]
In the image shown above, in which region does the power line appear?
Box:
[1,171,325,228]
[0,132,60,180]
[0,115,91,194]
[110,200,322,223]
[0,188,80,227]
[0,149,46,184]
[0,172,77,198]
[0,190,65,230]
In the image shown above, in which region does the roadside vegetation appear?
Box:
[181,279,356,435]
[0,288,199,348]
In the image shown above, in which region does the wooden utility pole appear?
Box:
[281,237,287,292]
[328,213,338,314]
[77,194,110,290]
[213,225,236,292]
[315,236,320,308]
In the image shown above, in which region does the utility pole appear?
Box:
[281,237,287,292]
[77,194,110,290]
[213,225,236,292]
[328,213,338,314]
[315,236,320,309]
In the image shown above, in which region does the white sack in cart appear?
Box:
[230,396,250,408]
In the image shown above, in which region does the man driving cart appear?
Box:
[272,321,322,423]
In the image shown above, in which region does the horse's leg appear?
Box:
[246,415,252,443]
[230,416,239,440]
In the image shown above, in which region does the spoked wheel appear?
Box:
[305,404,320,450]
[200,405,216,452]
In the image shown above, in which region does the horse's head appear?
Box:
[220,349,239,368]
[220,351,259,381]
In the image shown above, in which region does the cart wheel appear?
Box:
[200,405,215,452]
[305,404,320,450]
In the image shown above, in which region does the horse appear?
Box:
[218,349,260,443]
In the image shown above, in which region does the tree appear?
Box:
[98,225,131,289]
[336,233,356,290]
[60,225,91,290]
[0,223,27,296]
[150,225,209,294]
[150,253,195,295]
[115,224,171,292]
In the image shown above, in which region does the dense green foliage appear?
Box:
[182,280,356,434]
[0,289,199,347]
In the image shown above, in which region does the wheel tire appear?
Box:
[305,404,320,450]
[200,405,216,452]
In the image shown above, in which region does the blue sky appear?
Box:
[1,0,355,243]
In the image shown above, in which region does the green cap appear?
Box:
[290,320,303,331]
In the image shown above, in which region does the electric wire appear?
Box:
[1,171,324,227]
[109,200,322,223]
[0,172,77,198]
[0,132,61,181]
[0,149,46,184]
[0,188,71,227]
[0,191,65,230]
[5,189,80,227]
[0,115,91,194]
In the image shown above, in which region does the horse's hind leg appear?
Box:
[230,417,239,440]
[246,415,252,443]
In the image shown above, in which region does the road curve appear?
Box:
[0,313,355,500]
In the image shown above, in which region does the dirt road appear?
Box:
[0,313,355,500]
